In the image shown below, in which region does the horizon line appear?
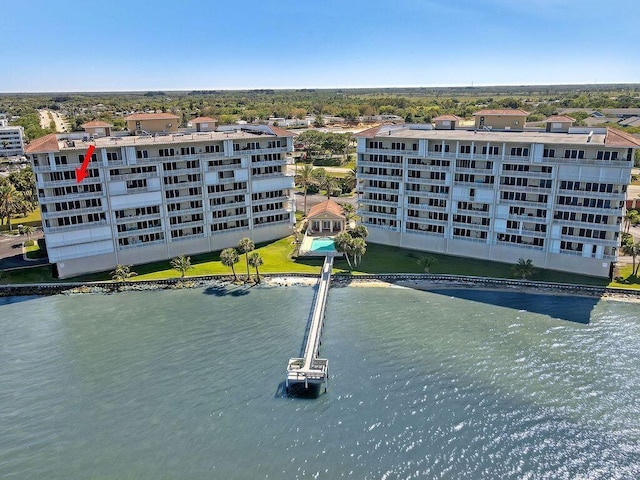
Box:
[2,82,640,95]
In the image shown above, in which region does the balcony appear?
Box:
[361,198,399,208]
[405,202,447,212]
[118,238,166,250]
[501,170,552,179]
[118,225,164,235]
[455,167,494,175]
[209,200,248,212]
[252,195,289,206]
[39,177,103,188]
[554,204,620,214]
[406,177,448,186]
[41,191,105,201]
[358,159,403,168]
[503,227,547,238]
[115,212,162,224]
[170,232,206,241]
[167,207,204,217]
[357,210,397,220]
[42,206,105,219]
[551,219,620,230]
[560,234,619,247]
[407,216,448,226]
[163,180,203,189]
[499,184,551,194]
[359,185,400,195]
[451,221,490,232]
[406,163,450,172]
[556,189,626,201]
[211,213,249,222]
[358,172,402,181]
[499,198,549,209]
[162,167,202,176]
[109,171,158,181]
[405,189,449,199]
[495,240,544,251]
[47,219,109,233]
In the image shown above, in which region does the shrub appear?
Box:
[24,239,36,247]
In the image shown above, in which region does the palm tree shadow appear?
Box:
[202,285,251,297]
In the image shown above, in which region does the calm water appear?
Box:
[1,285,639,479]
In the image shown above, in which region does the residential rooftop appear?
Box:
[25,125,294,154]
[356,124,640,148]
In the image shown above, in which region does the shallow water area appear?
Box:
[1,285,639,479]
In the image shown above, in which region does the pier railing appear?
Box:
[286,255,333,391]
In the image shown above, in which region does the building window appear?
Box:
[564,149,585,159]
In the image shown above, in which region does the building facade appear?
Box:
[356,112,639,277]
[26,125,295,278]
[0,114,25,157]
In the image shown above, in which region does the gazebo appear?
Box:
[306,199,346,236]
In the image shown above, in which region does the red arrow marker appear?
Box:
[76,144,95,183]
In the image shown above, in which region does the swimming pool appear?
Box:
[310,237,337,253]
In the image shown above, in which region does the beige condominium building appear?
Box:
[355,110,640,277]
[26,121,295,278]
[0,113,25,157]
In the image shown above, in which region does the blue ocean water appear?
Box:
[0,285,638,479]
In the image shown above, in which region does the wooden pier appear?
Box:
[286,255,333,393]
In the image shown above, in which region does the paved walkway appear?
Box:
[0,231,48,270]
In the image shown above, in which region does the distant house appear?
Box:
[307,199,346,235]
[81,120,113,137]
[189,116,217,132]
[124,112,180,134]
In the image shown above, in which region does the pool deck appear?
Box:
[299,232,342,257]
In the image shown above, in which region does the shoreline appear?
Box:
[1,274,639,303]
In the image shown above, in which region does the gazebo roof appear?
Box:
[307,199,345,219]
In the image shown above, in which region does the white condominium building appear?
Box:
[26,124,295,278]
[0,114,25,157]
[355,110,639,277]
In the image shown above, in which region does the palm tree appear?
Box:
[248,252,264,283]
[237,237,255,281]
[20,224,35,239]
[111,264,137,282]
[171,254,192,279]
[296,164,316,215]
[622,240,640,277]
[417,254,436,273]
[0,183,22,231]
[344,168,357,192]
[351,237,367,267]
[340,203,356,225]
[624,209,639,234]
[320,175,338,199]
[512,258,534,279]
[334,231,354,270]
[350,224,369,239]
[220,248,240,282]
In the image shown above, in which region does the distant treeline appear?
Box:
[2,84,639,140]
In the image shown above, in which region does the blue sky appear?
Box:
[2,0,639,92]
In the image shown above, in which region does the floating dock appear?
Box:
[286,255,333,392]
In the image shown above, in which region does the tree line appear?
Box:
[3,85,640,140]
[0,167,38,230]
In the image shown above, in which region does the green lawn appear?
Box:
[0,208,42,232]
[609,264,640,289]
[0,236,618,288]
[24,241,46,259]
[329,243,608,286]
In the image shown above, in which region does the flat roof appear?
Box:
[359,125,640,147]
[26,127,292,154]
